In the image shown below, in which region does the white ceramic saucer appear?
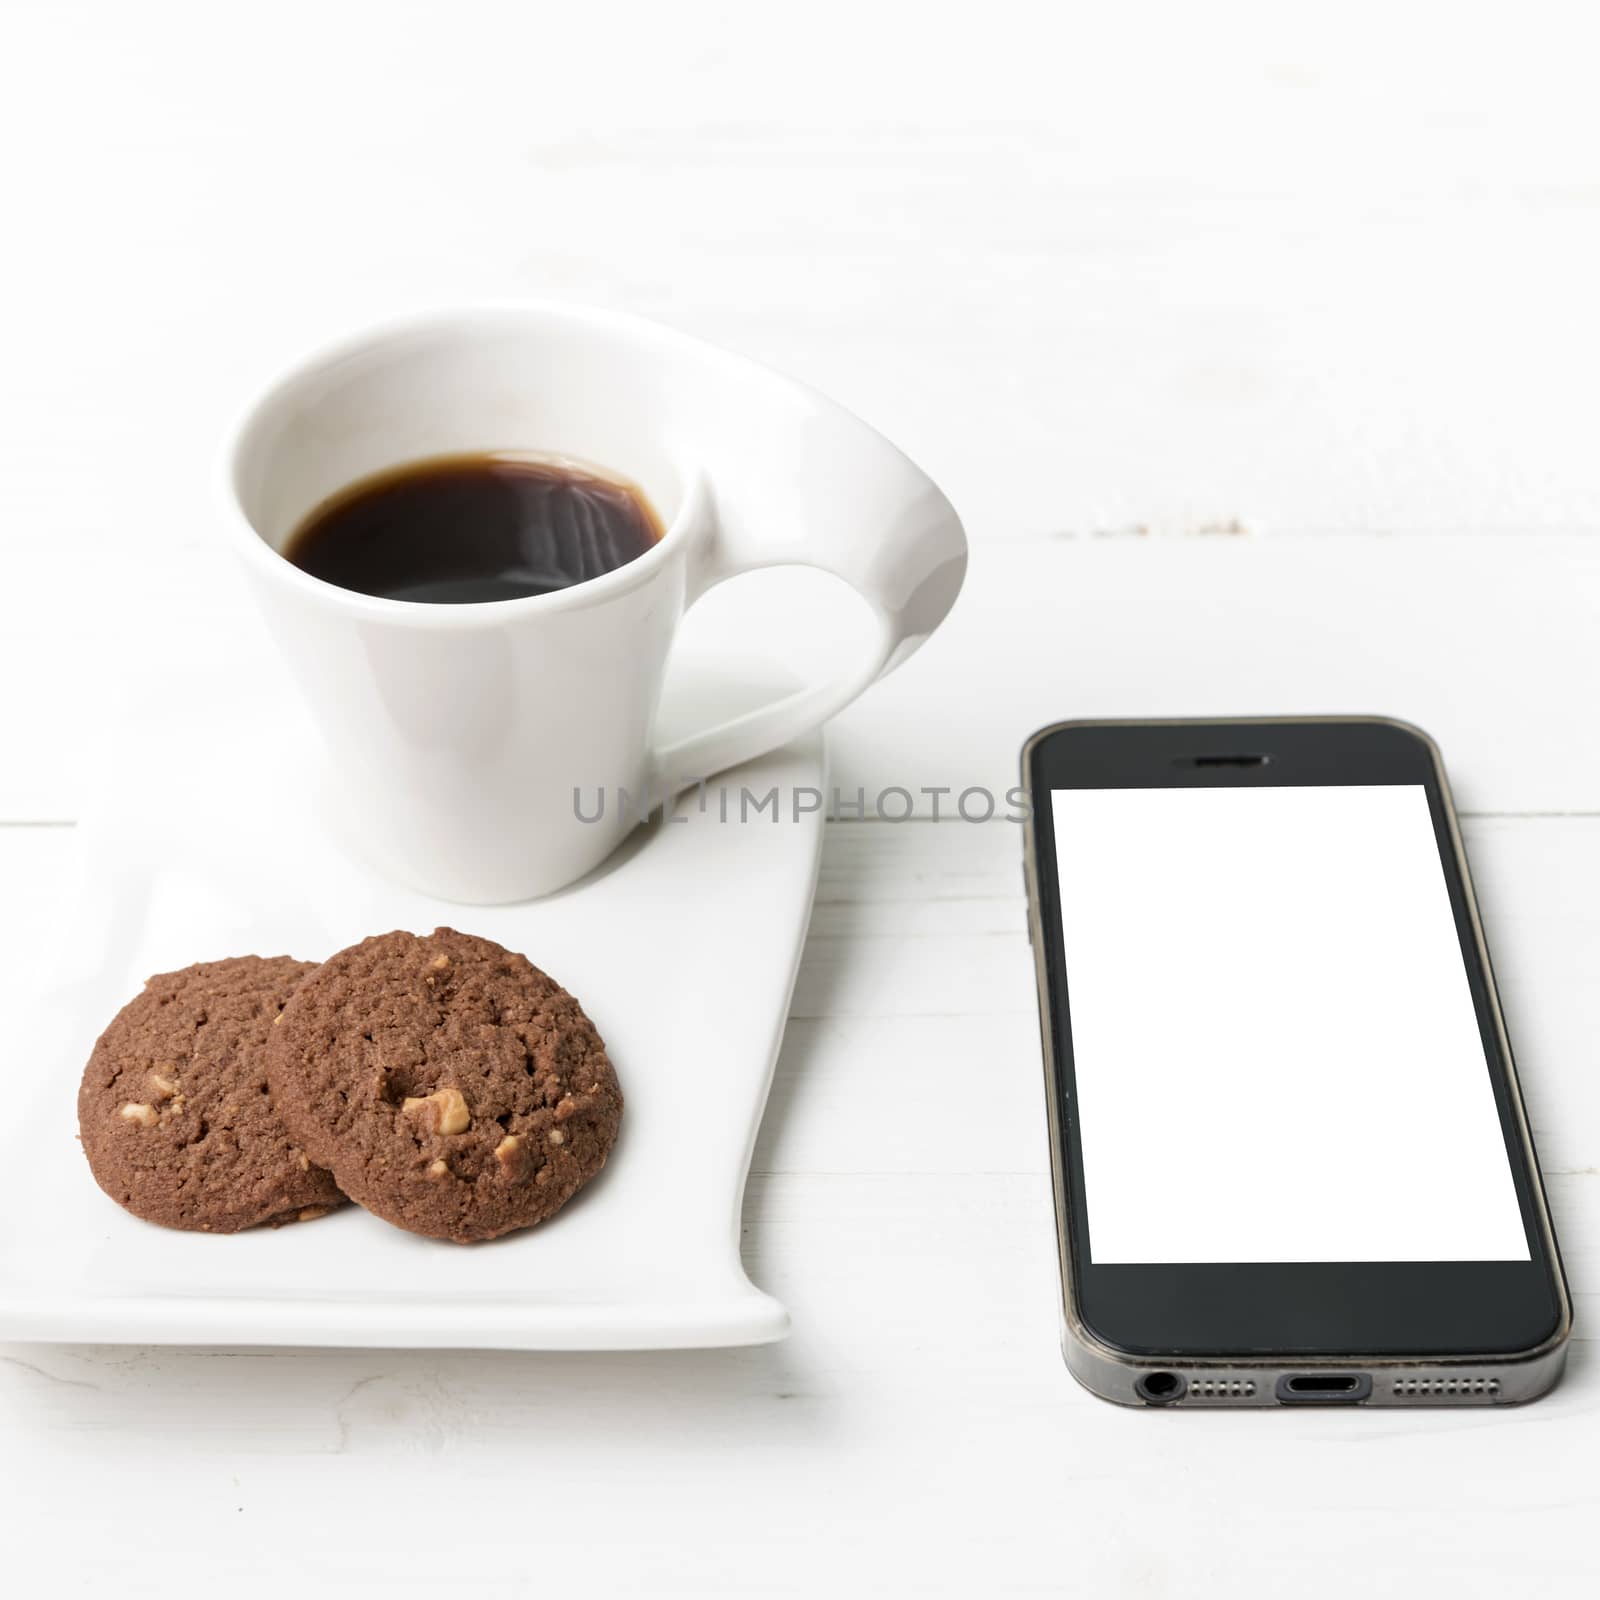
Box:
[0,681,824,1350]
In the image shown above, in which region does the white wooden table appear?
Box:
[3,4,1597,1593]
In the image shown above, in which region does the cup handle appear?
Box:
[648,420,967,793]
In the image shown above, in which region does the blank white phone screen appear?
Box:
[1051,786,1530,1264]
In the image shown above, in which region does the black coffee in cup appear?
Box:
[284,453,663,604]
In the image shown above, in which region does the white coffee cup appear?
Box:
[221,304,967,903]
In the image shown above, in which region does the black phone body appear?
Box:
[1022,718,1570,1407]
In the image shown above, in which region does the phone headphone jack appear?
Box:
[1135,1371,1186,1406]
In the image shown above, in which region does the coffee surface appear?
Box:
[284,453,663,603]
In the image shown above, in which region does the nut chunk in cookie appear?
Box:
[266,928,623,1243]
[78,956,345,1232]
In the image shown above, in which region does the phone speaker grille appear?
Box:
[1392,1377,1499,1398]
[1186,1379,1257,1399]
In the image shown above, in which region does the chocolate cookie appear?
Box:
[266,928,622,1243]
[78,956,344,1232]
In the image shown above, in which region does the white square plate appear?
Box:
[1,685,824,1349]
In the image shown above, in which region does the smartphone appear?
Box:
[1021,717,1570,1407]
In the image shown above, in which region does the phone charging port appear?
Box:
[1276,1373,1372,1404]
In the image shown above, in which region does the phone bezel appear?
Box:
[1024,717,1569,1360]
